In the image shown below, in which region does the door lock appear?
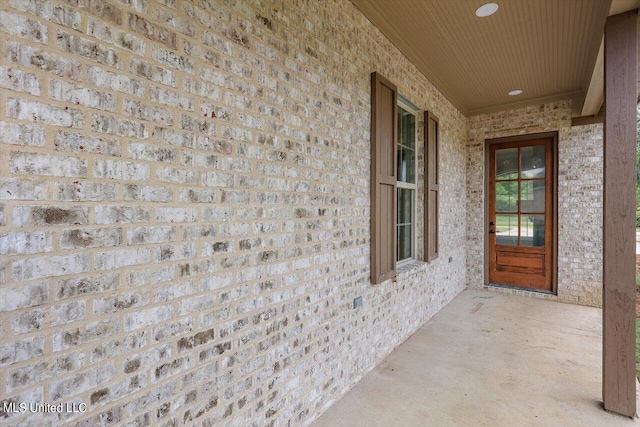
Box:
[489,222,495,226]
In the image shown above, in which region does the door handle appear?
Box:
[489,230,496,234]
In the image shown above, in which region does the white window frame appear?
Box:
[397,100,418,265]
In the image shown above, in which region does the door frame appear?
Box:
[483,131,559,294]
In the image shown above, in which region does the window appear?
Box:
[397,103,417,262]
[370,71,440,284]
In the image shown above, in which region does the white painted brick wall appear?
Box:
[0,0,467,425]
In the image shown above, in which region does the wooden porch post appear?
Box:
[603,9,638,418]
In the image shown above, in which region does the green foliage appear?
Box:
[637,187,640,228]
[636,319,640,372]
[495,181,517,213]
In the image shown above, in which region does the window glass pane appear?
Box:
[398,107,415,150]
[520,215,545,247]
[495,181,518,212]
[496,214,518,246]
[521,145,545,178]
[397,188,413,261]
[397,225,412,261]
[397,188,413,225]
[397,106,415,183]
[398,146,415,184]
[520,181,545,213]
[496,148,518,180]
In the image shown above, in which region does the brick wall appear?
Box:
[467,101,603,307]
[0,0,467,425]
[557,122,603,306]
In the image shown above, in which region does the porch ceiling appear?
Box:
[351,0,638,117]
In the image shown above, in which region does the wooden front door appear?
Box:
[488,137,554,291]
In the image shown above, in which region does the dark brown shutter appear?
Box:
[371,72,397,284]
[425,111,439,262]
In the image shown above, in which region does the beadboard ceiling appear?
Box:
[351,0,637,117]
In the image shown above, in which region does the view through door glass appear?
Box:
[495,145,545,247]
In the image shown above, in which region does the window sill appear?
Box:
[397,259,427,276]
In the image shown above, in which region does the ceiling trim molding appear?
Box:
[571,114,604,126]
[581,1,640,116]
[578,1,612,115]
[467,90,584,117]
[582,40,604,116]
[609,0,640,14]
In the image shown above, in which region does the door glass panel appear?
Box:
[520,215,545,247]
[496,148,518,180]
[496,214,518,246]
[520,181,545,213]
[495,181,518,212]
[521,145,545,178]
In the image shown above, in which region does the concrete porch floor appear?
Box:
[312,290,640,427]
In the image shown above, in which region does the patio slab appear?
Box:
[311,290,639,427]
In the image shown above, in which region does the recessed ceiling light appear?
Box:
[476,3,499,17]
[508,89,523,96]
